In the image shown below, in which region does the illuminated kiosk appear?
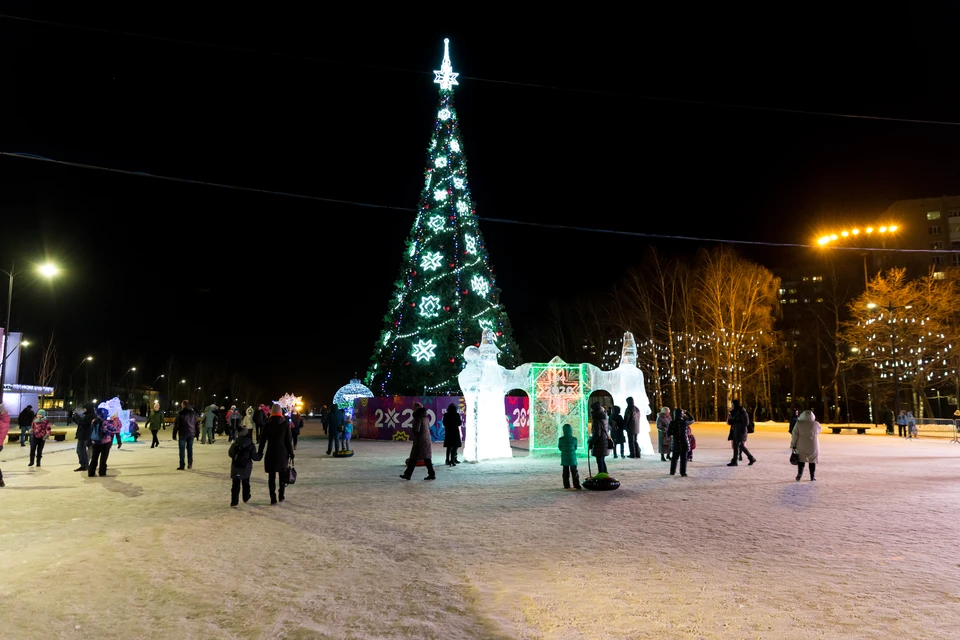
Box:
[458,330,652,461]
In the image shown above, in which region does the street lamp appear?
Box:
[152,374,165,384]
[69,356,93,406]
[0,261,59,404]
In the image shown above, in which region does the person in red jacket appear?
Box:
[29,409,51,467]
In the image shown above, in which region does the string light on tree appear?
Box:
[365,39,522,395]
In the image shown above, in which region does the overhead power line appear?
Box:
[3,13,960,127]
[2,149,956,254]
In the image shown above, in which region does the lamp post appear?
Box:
[867,301,912,433]
[69,356,93,407]
[0,261,59,405]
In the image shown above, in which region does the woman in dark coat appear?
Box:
[401,402,435,480]
[442,404,463,467]
[256,404,295,504]
[590,403,610,474]
[609,405,626,458]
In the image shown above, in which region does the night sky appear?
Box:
[2,4,960,402]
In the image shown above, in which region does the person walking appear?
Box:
[88,408,122,477]
[17,405,34,447]
[656,407,671,462]
[558,423,581,490]
[0,407,10,487]
[906,411,917,439]
[442,404,462,466]
[28,409,51,467]
[401,402,435,480]
[668,408,694,477]
[324,405,343,456]
[290,410,303,450]
[73,403,95,472]
[896,410,907,438]
[146,401,164,448]
[226,405,242,442]
[253,404,267,443]
[589,403,610,474]
[791,409,821,481]
[228,421,259,507]
[201,403,217,444]
[173,400,199,470]
[257,404,295,504]
[788,408,800,435]
[623,396,643,459]
[727,399,756,466]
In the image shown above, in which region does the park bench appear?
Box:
[829,426,870,435]
[50,430,67,441]
[6,432,19,443]
[7,431,68,442]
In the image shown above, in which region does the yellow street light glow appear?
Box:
[37,263,59,278]
[889,225,898,232]
[86,356,93,361]
[866,302,878,309]
[21,340,30,347]
[817,236,829,245]
[841,230,849,237]
[830,234,838,240]
[851,228,860,235]
[879,226,887,232]
[866,227,874,233]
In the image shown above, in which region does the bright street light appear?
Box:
[0,259,61,404]
[37,263,59,278]
[866,302,877,309]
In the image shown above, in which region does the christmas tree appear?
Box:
[366,39,522,396]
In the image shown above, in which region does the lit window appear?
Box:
[780,299,787,305]
[816,297,824,303]
[928,211,941,220]
[788,288,798,294]
[812,276,823,282]
[802,276,810,282]
[803,298,810,304]
[789,298,798,304]
[932,241,943,250]
[934,271,946,280]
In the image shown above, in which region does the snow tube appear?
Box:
[583,473,621,491]
[334,450,354,458]
[404,458,426,467]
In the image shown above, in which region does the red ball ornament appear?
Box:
[444,306,450,311]
[404,361,411,366]
[463,289,468,294]
[449,263,455,267]
[410,302,416,307]
[412,270,417,276]
[497,331,502,336]
[449,357,456,363]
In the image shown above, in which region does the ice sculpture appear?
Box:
[97,396,132,441]
[583,332,654,456]
[458,330,515,461]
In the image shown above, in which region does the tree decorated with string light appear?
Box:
[365,39,521,396]
[842,268,955,417]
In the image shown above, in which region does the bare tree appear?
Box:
[36,333,59,411]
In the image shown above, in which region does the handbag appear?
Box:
[283,460,297,485]
[606,437,614,450]
[789,450,799,465]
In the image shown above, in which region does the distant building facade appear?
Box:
[880,195,960,278]
[0,331,54,416]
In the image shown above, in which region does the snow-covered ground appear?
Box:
[1,421,959,639]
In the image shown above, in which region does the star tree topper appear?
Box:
[434,38,459,91]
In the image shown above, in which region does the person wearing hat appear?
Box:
[256,404,294,504]
[29,409,51,467]
[227,420,260,507]
[145,401,164,448]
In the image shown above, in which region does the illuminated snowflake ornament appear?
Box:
[471,275,490,297]
[412,339,437,362]
[464,234,477,255]
[427,214,445,232]
[433,39,460,91]
[453,177,465,189]
[420,251,443,271]
[434,189,447,201]
[435,157,448,168]
[438,109,451,121]
[450,139,460,152]
[419,295,441,318]
[456,200,469,214]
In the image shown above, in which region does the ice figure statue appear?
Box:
[97,396,131,440]
[584,331,655,456]
[458,330,514,461]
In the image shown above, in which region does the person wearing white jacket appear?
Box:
[790,409,821,481]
